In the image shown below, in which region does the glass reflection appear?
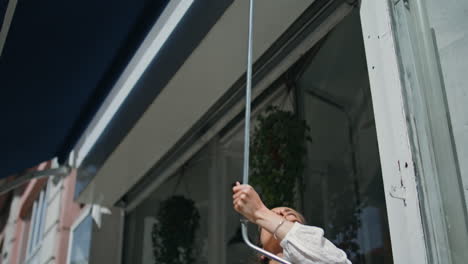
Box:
[70,215,93,264]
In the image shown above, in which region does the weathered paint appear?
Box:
[360,0,428,263]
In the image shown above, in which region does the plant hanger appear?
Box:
[241,1,292,263]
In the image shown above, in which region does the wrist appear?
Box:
[253,206,271,224]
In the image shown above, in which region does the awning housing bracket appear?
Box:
[0,165,71,195]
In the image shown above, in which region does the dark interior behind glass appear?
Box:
[123,9,393,264]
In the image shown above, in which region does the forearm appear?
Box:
[254,207,294,241]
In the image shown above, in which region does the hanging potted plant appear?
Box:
[152,195,200,264]
[250,106,311,208]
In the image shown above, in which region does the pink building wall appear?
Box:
[54,169,82,264]
[9,162,49,264]
[3,163,82,264]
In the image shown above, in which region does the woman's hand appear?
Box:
[232,182,295,242]
[232,182,269,223]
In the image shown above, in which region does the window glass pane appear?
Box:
[221,11,392,264]
[37,186,48,243]
[69,214,93,264]
[124,147,212,264]
[420,1,468,262]
[295,12,392,263]
[33,190,45,247]
[25,186,48,264]
[27,200,38,254]
[222,90,294,264]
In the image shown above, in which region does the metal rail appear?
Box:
[241,1,292,263]
[0,165,71,195]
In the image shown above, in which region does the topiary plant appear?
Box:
[250,106,311,208]
[152,195,200,264]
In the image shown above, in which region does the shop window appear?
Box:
[295,11,392,263]
[67,208,93,264]
[124,9,393,264]
[222,11,393,264]
[24,186,48,264]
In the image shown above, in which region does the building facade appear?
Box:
[0,162,122,264]
[0,162,82,264]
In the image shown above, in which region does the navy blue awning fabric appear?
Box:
[0,0,8,26]
[0,0,168,178]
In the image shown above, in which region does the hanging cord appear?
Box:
[172,164,185,194]
[171,164,193,199]
[240,1,292,263]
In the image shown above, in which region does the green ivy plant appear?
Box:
[250,106,311,208]
[152,195,200,264]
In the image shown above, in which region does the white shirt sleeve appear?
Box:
[279,222,352,264]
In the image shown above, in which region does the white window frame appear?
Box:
[360,0,428,263]
[66,206,92,264]
[24,184,48,264]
